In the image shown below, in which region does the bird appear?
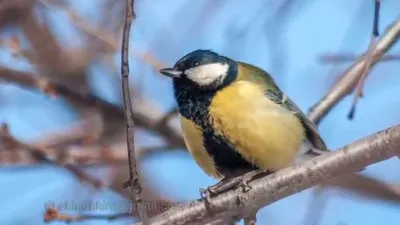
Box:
[159,49,327,185]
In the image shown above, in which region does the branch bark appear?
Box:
[134,124,400,225]
[120,0,148,224]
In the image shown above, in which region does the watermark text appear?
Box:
[44,200,180,213]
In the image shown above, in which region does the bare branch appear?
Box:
[309,17,400,124]
[134,124,400,225]
[0,123,104,188]
[0,67,184,147]
[319,53,400,63]
[120,0,148,224]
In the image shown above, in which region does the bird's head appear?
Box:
[160,50,238,91]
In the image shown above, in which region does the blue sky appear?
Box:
[0,0,399,225]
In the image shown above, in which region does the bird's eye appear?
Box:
[192,60,199,67]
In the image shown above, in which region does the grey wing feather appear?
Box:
[265,90,327,151]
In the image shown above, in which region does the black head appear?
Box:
[160,50,238,90]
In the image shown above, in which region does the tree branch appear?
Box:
[120,0,148,224]
[308,17,400,124]
[134,124,400,225]
[0,123,104,188]
[0,67,184,147]
[319,53,400,63]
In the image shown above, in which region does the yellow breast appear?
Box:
[208,80,305,171]
[180,116,222,178]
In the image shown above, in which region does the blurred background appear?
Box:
[0,0,399,224]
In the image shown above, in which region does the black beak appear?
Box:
[159,68,183,78]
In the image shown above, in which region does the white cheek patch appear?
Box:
[185,63,229,86]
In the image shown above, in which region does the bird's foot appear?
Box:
[200,170,269,210]
[237,169,270,194]
[199,179,223,213]
[199,187,213,212]
[200,176,246,212]
[239,171,257,193]
[200,177,230,210]
[234,170,270,209]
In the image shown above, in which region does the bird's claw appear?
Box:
[240,176,252,193]
[200,177,238,212]
[199,187,214,199]
[200,179,229,204]
[200,187,215,213]
[200,170,269,210]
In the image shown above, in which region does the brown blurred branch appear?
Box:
[0,123,104,188]
[135,124,400,225]
[1,137,175,219]
[17,5,90,90]
[0,122,176,219]
[0,67,184,147]
[0,0,34,26]
[0,140,170,166]
[0,136,125,166]
[44,208,131,223]
[37,0,168,73]
[309,17,400,124]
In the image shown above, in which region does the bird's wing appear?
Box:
[264,89,327,151]
[238,62,327,151]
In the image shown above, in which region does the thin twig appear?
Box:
[348,0,381,119]
[319,53,400,63]
[120,0,148,224]
[308,17,400,124]
[134,124,400,225]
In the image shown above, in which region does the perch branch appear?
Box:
[134,124,400,225]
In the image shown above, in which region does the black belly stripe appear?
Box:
[202,131,258,176]
[173,78,258,177]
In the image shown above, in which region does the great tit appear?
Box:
[160,50,327,180]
